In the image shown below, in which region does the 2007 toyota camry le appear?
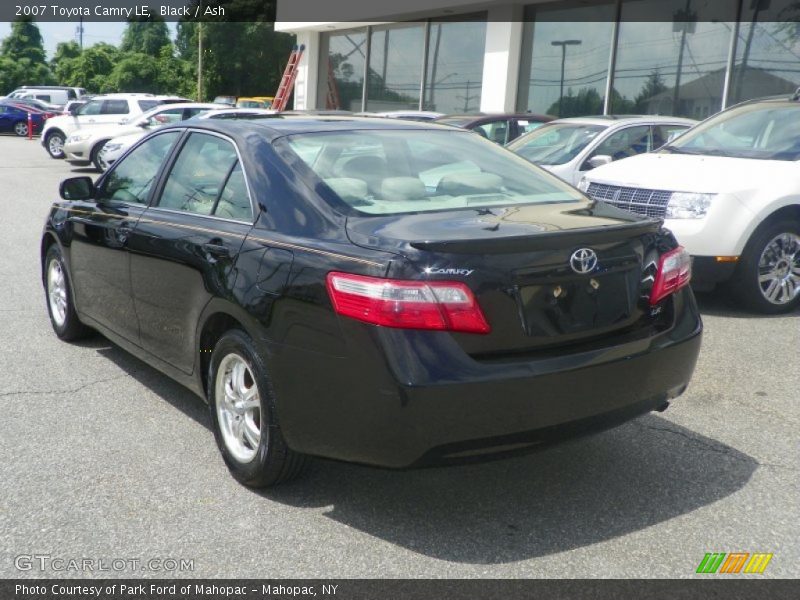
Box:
[41,116,702,487]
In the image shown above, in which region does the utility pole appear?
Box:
[551,39,582,117]
[457,80,479,113]
[76,16,84,50]
[197,3,204,102]
[672,0,696,116]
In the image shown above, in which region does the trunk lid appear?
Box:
[346,200,667,356]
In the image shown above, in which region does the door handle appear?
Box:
[202,242,231,264]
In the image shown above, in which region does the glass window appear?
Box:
[507,122,607,165]
[77,100,102,116]
[138,100,160,112]
[589,125,651,161]
[728,0,800,104]
[281,130,584,216]
[97,131,180,205]
[366,24,425,111]
[318,30,367,111]
[653,123,691,147]
[474,119,512,144]
[102,100,129,115]
[146,107,184,127]
[611,0,738,118]
[664,101,800,161]
[422,19,486,113]
[214,163,253,221]
[157,133,238,215]
[518,2,617,117]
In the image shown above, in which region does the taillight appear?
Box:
[326,272,490,334]
[649,246,691,305]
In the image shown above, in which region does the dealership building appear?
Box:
[276,0,799,119]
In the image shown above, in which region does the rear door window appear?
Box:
[156,132,240,217]
[102,100,129,115]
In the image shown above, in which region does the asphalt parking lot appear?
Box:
[0,134,797,579]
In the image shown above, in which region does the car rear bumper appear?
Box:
[269,288,703,468]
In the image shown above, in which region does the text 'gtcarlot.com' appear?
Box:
[14,554,194,573]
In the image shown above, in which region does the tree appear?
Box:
[120,18,172,57]
[546,87,604,118]
[50,43,120,92]
[634,70,668,113]
[0,17,54,93]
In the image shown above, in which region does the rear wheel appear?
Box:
[46,131,65,159]
[208,330,308,487]
[44,245,91,340]
[13,121,28,137]
[729,220,800,313]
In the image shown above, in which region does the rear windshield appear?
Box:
[663,101,800,161]
[280,129,584,216]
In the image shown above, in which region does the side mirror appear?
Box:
[59,176,95,200]
[585,155,613,170]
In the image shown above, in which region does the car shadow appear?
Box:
[694,288,800,318]
[89,335,757,565]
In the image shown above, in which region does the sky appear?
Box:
[0,21,177,59]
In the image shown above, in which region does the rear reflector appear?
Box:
[649,246,692,305]
[326,272,490,334]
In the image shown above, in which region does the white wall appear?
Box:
[479,4,524,112]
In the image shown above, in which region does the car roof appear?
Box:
[548,115,697,127]
[159,115,471,141]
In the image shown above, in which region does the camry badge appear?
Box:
[570,248,598,274]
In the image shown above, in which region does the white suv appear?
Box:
[41,94,187,159]
[580,94,800,313]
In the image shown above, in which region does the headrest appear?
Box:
[380,177,427,201]
[437,172,504,196]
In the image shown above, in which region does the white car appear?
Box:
[99,108,278,170]
[41,94,188,159]
[64,103,219,170]
[580,94,800,313]
[507,115,695,186]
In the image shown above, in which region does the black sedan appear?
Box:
[41,117,702,487]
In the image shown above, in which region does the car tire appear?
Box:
[45,131,66,159]
[728,219,800,314]
[13,121,28,137]
[208,330,308,488]
[43,244,91,341]
[91,141,108,172]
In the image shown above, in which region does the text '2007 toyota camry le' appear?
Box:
[41,117,702,487]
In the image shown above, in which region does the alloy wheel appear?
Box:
[47,258,68,327]
[757,232,800,305]
[215,353,262,463]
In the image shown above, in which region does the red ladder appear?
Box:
[272,44,305,112]
[325,59,341,110]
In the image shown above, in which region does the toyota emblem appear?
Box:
[570,248,598,274]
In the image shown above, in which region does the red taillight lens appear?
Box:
[326,272,491,334]
[649,246,691,305]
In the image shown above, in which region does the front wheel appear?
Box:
[45,131,65,159]
[729,220,800,313]
[13,121,28,137]
[43,245,91,340]
[91,141,108,172]
[208,330,308,487]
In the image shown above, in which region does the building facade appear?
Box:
[276,0,800,119]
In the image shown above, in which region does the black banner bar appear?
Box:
[2,579,799,600]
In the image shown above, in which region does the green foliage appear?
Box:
[0,17,54,93]
[120,18,172,56]
[634,70,668,113]
[1,10,293,101]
